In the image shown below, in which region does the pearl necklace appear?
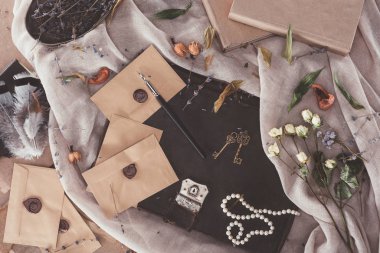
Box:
[221,193,300,246]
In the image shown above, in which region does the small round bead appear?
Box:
[222,199,228,204]
[255,214,260,218]
[244,238,249,242]
[291,210,295,214]
[272,212,276,216]
[251,214,255,219]
[250,231,255,235]
[227,196,231,200]
[223,208,228,213]
[286,209,291,213]
[231,214,236,219]
[295,212,300,216]
[246,215,251,220]
[268,222,273,226]
[238,223,243,227]
[258,209,262,213]
[227,226,232,231]
[238,231,243,236]
[254,209,258,213]
[240,241,245,245]
[264,231,269,236]
[235,194,240,198]
[277,211,282,215]
[227,212,231,217]
[241,216,245,220]
[236,215,241,220]
[239,226,244,231]
[247,233,251,238]
[235,241,240,245]
[264,218,269,222]
[282,210,286,214]
[234,221,239,225]
[254,230,259,235]
[259,215,264,220]
[263,209,267,213]
[268,210,272,214]
[250,207,254,212]
[270,226,275,230]
[226,231,231,235]
[259,230,264,235]
[269,230,273,235]
[231,194,236,198]
[228,235,233,240]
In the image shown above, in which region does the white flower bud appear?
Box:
[284,124,296,135]
[301,109,314,123]
[268,127,283,138]
[295,125,309,138]
[311,114,322,128]
[324,159,337,169]
[296,152,309,164]
[267,142,280,157]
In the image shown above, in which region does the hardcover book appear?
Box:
[202,0,272,52]
[229,0,365,55]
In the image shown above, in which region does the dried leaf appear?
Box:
[334,180,352,200]
[204,25,216,49]
[282,25,293,64]
[333,74,365,110]
[204,54,214,71]
[109,0,124,24]
[259,47,272,68]
[288,67,324,112]
[213,80,243,113]
[340,164,359,189]
[154,2,192,20]
[58,72,87,84]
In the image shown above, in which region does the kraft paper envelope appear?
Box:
[83,135,178,218]
[51,196,101,253]
[4,164,64,248]
[91,45,185,122]
[95,114,163,165]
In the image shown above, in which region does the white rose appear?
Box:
[301,109,314,123]
[324,159,337,169]
[295,125,309,138]
[268,127,283,138]
[267,142,280,157]
[284,124,296,135]
[296,152,309,164]
[311,114,322,128]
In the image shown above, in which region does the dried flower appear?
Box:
[259,47,272,68]
[204,54,214,71]
[284,124,296,135]
[173,42,188,57]
[213,80,243,113]
[203,25,216,49]
[301,109,313,123]
[311,84,335,110]
[88,67,110,85]
[321,130,336,149]
[324,159,337,169]
[296,152,309,164]
[268,127,283,138]
[311,114,322,128]
[68,146,81,164]
[268,142,280,157]
[188,41,201,56]
[295,125,309,138]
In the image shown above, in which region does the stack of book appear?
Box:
[202,0,365,55]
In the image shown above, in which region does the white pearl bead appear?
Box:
[258,209,262,213]
[223,208,228,213]
[240,241,245,245]
[234,221,239,225]
[250,207,254,212]
[238,231,243,236]
[251,214,255,219]
[255,214,260,218]
[231,214,236,219]
[240,226,244,231]
[268,210,272,214]
[272,212,276,216]
[241,216,245,220]
[250,231,255,235]
[286,209,291,213]
[226,231,231,235]
[247,234,251,238]
[277,211,282,215]
[282,210,286,214]
[227,212,231,217]
[254,209,258,213]
[246,215,251,220]
[291,210,295,214]
[270,226,274,230]
[227,226,231,230]
[236,215,241,220]
[235,241,240,245]
[264,218,269,222]
[269,230,273,235]
[238,223,242,227]
[228,235,233,240]
[263,209,267,213]
[231,194,236,198]
[259,231,264,235]
[255,230,259,235]
[268,222,272,226]
[259,215,264,220]
[264,231,269,236]
[244,238,248,242]
[227,196,231,200]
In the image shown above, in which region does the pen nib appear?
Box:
[138,72,146,81]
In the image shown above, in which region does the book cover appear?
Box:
[229,0,364,55]
[202,0,272,52]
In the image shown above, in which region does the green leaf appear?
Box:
[299,165,309,179]
[334,180,352,200]
[282,25,293,64]
[154,2,192,20]
[340,164,359,189]
[288,67,324,111]
[334,73,365,110]
[336,153,364,176]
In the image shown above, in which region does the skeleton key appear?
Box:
[233,131,251,165]
[212,132,238,159]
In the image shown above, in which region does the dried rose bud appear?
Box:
[173,42,188,57]
[188,41,201,56]
[87,67,110,85]
[68,146,81,164]
[311,84,335,111]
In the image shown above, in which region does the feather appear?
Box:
[0,84,48,159]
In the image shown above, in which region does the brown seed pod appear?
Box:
[68,146,82,164]
[87,67,110,85]
[188,41,201,56]
[173,42,188,57]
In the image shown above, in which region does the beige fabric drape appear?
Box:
[11,0,380,252]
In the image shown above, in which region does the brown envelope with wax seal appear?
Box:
[83,135,178,218]
[51,196,101,253]
[91,45,185,123]
[3,164,65,248]
[95,114,163,165]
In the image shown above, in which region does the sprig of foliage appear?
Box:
[282,25,293,64]
[154,2,192,20]
[334,74,365,110]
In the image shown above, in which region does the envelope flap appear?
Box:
[96,114,163,165]
[91,45,185,122]
[4,164,65,248]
